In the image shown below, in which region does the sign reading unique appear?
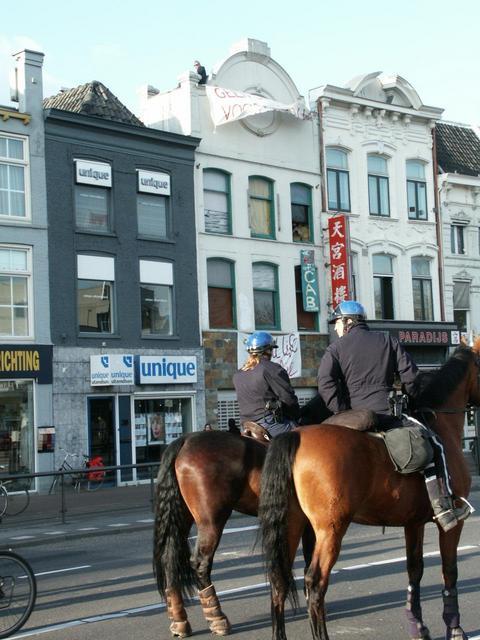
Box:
[0,345,53,384]
[90,354,134,386]
[237,333,302,378]
[328,214,350,306]
[300,250,320,312]
[137,356,197,384]
[205,85,310,127]
[137,170,171,196]
[75,160,112,187]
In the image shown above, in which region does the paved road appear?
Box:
[10,490,480,640]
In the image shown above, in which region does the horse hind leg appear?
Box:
[193,519,232,636]
[404,524,432,640]
[165,588,192,638]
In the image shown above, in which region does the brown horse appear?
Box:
[259,339,480,640]
[153,397,329,637]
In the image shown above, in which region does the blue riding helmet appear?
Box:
[328,300,367,324]
[245,331,278,354]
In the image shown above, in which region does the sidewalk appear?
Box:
[2,475,479,549]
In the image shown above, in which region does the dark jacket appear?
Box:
[196,65,207,84]
[317,322,418,415]
[233,359,300,424]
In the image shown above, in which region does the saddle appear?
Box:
[321,409,379,432]
[241,421,271,444]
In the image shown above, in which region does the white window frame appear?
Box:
[139,259,174,337]
[0,244,33,339]
[0,134,30,221]
[77,254,116,335]
[450,223,466,255]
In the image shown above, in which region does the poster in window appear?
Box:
[148,414,165,445]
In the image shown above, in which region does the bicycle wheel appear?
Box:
[0,550,36,638]
[0,487,7,518]
[5,490,29,517]
[86,474,105,492]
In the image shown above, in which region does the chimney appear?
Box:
[11,49,45,116]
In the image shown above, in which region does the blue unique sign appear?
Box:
[90,354,134,386]
[136,355,197,384]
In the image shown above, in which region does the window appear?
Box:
[0,135,27,219]
[350,252,358,300]
[373,254,394,319]
[204,170,231,234]
[75,185,110,233]
[207,258,236,329]
[291,183,313,243]
[412,257,433,321]
[249,177,274,238]
[326,148,350,212]
[140,260,174,336]
[137,194,169,238]
[295,266,317,331]
[0,246,31,338]
[453,281,470,333]
[252,262,279,329]
[450,224,465,255]
[77,255,115,334]
[368,155,390,216]
[406,161,427,220]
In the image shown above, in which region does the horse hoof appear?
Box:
[446,628,468,640]
[411,625,432,640]
[170,620,193,638]
[209,617,232,636]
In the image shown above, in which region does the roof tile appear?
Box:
[435,122,480,176]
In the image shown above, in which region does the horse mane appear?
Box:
[412,344,474,409]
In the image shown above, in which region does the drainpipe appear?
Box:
[431,124,445,321]
[316,98,327,213]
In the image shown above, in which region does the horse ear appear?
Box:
[460,335,468,346]
[472,334,480,353]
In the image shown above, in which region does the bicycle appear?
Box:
[0,549,36,638]
[48,449,106,494]
[0,468,30,518]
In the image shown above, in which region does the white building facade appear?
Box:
[140,39,327,424]
[312,72,459,366]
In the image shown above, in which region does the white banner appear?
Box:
[137,170,171,196]
[206,86,310,127]
[237,332,302,378]
[75,160,112,187]
[90,354,134,386]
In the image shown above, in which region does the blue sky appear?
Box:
[1,0,479,125]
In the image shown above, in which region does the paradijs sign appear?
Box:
[206,85,310,127]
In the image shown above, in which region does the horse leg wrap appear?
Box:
[165,589,192,638]
[405,585,431,639]
[198,584,231,636]
[442,588,460,629]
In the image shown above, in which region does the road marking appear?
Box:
[136,518,154,523]
[189,524,258,540]
[107,523,130,528]
[42,531,66,535]
[34,564,91,577]
[10,535,35,540]
[77,527,99,531]
[12,542,480,637]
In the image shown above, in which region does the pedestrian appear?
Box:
[193,60,207,84]
[203,423,213,431]
[233,331,300,438]
[317,299,472,532]
[227,418,241,435]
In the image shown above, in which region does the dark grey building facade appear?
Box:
[44,84,201,482]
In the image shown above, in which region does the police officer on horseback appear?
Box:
[233,331,300,438]
[317,300,472,532]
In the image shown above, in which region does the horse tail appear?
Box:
[259,430,301,609]
[153,436,197,600]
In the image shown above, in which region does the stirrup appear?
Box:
[241,421,271,442]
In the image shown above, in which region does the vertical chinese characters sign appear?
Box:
[328,215,350,305]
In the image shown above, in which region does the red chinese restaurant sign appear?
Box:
[328,214,350,305]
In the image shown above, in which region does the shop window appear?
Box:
[253,262,279,329]
[249,176,275,238]
[295,265,317,331]
[207,258,236,329]
[412,257,433,321]
[0,246,31,338]
[406,160,427,220]
[0,135,28,219]
[373,254,394,319]
[140,259,174,336]
[137,193,169,238]
[0,380,34,475]
[453,280,470,334]
[368,155,390,216]
[204,169,231,234]
[77,255,115,334]
[326,148,350,212]
[291,183,313,243]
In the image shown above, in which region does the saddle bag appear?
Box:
[383,424,434,474]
